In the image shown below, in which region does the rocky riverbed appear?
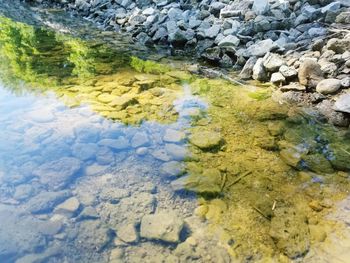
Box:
[1,1,350,263]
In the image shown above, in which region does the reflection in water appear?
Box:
[1,11,350,263]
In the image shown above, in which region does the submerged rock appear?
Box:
[140,211,184,243]
[54,196,81,217]
[171,168,222,196]
[189,130,223,150]
[33,157,81,190]
[117,223,139,243]
[269,206,310,259]
[160,161,186,177]
[26,190,70,214]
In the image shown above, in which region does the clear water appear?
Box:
[1,3,350,263]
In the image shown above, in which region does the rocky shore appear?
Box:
[29,0,350,127]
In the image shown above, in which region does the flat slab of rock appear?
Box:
[140,211,184,243]
[117,223,138,243]
[189,131,222,150]
[334,93,350,113]
[280,83,306,92]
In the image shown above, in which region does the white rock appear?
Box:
[316,79,342,95]
[334,93,350,113]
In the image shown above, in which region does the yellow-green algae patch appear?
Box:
[183,77,350,261]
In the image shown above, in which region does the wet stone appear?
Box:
[96,146,115,165]
[189,130,222,150]
[74,124,100,142]
[131,132,150,148]
[140,211,184,243]
[117,223,138,243]
[73,221,112,252]
[54,197,81,217]
[25,190,70,214]
[77,206,99,221]
[165,144,187,160]
[160,161,186,177]
[163,129,186,143]
[151,149,171,161]
[72,143,98,160]
[171,168,222,196]
[98,137,130,150]
[33,157,81,190]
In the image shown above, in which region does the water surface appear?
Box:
[1,5,350,263]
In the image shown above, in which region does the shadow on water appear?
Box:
[1,5,350,263]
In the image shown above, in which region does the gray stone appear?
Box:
[334,93,350,113]
[218,35,240,47]
[253,58,268,81]
[317,100,350,127]
[341,77,350,88]
[239,57,258,80]
[205,25,221,39]
[321,2,341,14]
[263,53,285,73]
[165,144,187,160]
[163,129,186,143]
[98,137,130,150]
[271,72,286,86]
[26,190,70,214]
[160,161,186,177]
[33,157,81,190]
[54,197,80,217]
[279,65,298,79]
[252,0,269,15]
[131,132,149,148]
[140,211,184,243]
[72,143,98,160]
[316,79,342,94]
[117,223,138,243]
[246,39,278,57]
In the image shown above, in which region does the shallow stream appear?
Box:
[1,2,350,263]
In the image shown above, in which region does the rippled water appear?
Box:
[1,4,350,263]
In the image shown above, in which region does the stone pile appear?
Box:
[32,0,350,126]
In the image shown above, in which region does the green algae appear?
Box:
[182,76,350,261]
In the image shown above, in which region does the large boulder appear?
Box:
[298,59,324,88]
